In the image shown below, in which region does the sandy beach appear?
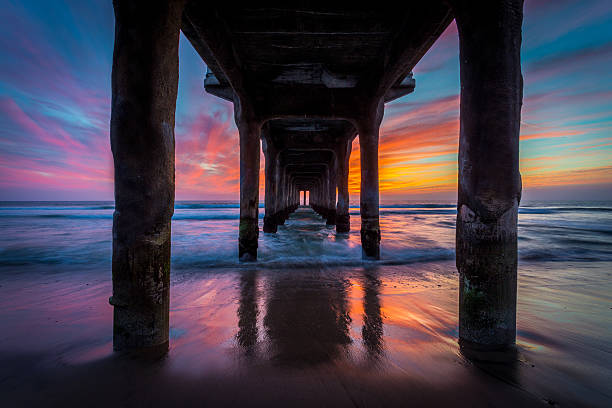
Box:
[1,259,610,406]
[1,204,611,406]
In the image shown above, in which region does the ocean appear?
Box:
[1,200,611,269]
[0,201,611,406]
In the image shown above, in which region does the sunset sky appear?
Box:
[0,0,611,202]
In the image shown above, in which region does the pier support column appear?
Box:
[452,0,523,356]
[358,102,384,259]
[336,139,352,233]
[326,157,337,226]
[236,101,261,261]
[276,166,289,225]
[311,185,316,209]
[317,171,327,219]
[274,163,284,225]
[316,180,326,215]
[109,0,185,353]
[291,185,296,210]
[287,184,292,213]
[263,136,277,233]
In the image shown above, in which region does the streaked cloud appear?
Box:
[0,0,610,201]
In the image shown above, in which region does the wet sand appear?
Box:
[1,258,611,407]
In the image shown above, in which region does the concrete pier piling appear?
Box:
[236,102,261,261]
[336,138,353,233]
[326,160,337,227]
[452,0,523,357]
[110,2,524,357]
[110,0,185,353]
[358,102,384,260]
[263,135,278,233]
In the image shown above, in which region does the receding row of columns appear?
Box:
[256,128,375,261]
[261,138,301,237]
[109,0,523,359]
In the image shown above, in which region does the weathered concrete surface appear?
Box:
[236,100,261,261]
[336,139,353,233]
[326,160,337,226]
[109,0,185,352]
[452,0,524,354]
[262,134,278,233]
[358,102,384,259]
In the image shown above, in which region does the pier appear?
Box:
[110,1,524,360]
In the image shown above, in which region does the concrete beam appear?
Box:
[204,68,234,102]
[182,3,251,102]
[364,4,453,100]
[384,73,416,102]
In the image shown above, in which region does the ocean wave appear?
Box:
[378,209,457,215]
[1,202,610,268]
[0,206,114,212]
[1,202,610,213]
[518,208,556,214]
[172,249,455,270]
[174,213,259,221]
[520,223,612,237]
[2,240,609,267]
[0,247,110,267]
[0,213,248,221]
[520,206,612,214]
[0,214,114,220]
[519,249,611,262]
[372,204,455,209]
[175,203,243,209]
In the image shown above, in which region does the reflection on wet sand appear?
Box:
[236,267,385,366]
[362,268,384,359]
[236,270,258,355]
[2,261,611,407]
[264,270,352,365]
[1,202,611,406]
